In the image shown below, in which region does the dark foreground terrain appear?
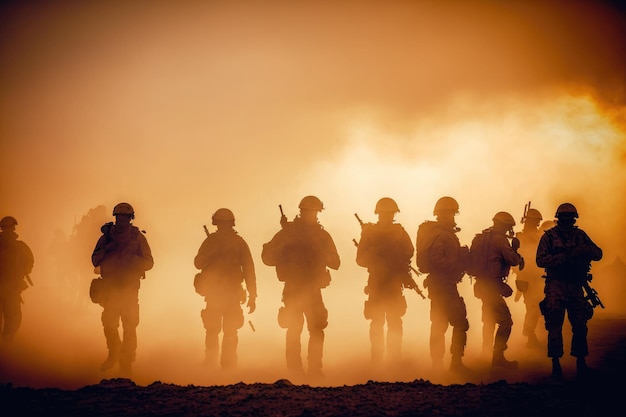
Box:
[1,317,624,417]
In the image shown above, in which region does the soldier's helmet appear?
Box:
[555,203,578,218]
[0,216,18,229]
[523,208,543,223]
[433,196,459,215]
[375,197,400,214]
[493,211,516,226]
[112,202,135,219]
[212,208,235,225]
[299,195,324,212]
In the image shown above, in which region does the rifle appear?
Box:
[203,225,210,237]
[25,274,34,286]
[279,204,288,228]
[353,215,425,299]
[583,275,604,309]
[521,201,531,224]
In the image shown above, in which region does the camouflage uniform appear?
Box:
[0,219,34,343]
[262,214,340,375]
[91,207,153,373]
[536,225,602,361]
[422,223,469,368]
[356,220,414,363]
[194,226,256,368]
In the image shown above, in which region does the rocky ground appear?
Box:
[1,316,624,417]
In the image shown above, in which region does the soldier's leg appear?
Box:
[285,308,305,372]
[369,307,385,364]
[119,296,140,374]
[429,298,448,366]
[221,303,244,369]
[100,303,122,371]
[306,297,328,375]
[201,306,221,367]
[1,294,22,342]
[492,298,517,369]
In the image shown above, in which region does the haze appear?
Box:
[1,0,625,389]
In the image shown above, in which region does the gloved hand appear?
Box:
[511,237,521,251]
[518,256,525,271]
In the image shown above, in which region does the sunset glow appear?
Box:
[1,0,625,389]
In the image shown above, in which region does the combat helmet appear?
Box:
[433,196,459,215]
[212,208,235,225]
[375,197,400,214]
[522,208,543,223]
[493,211,516,226]
[0,216,18,229]
[113,202,135,219]
[555,203,578,218]
[299,196,324,212]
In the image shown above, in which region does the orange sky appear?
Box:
[1,0,625,389]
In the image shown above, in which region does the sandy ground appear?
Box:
[1,315,624,417]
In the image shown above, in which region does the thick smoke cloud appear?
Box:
[1,0,625,389]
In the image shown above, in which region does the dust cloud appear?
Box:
[1,0,625,389]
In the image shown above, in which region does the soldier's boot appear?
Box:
[491,351,518,370]
[100,349,120,371]
[551,358,563,379]
[576,357,589,378]
[449,355,471,374]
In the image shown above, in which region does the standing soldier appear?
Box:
[261,196,340,379]
[513,205,545,349]
[91,202,153,376]
[193,208,257,370]
[415,197,470,373]
[355,198,415,365]
[0,216,34,344]
[471,211,524,370]
[536,203,602,378]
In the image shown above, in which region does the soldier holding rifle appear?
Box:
[355,198,416,365]
[537,202,603,379]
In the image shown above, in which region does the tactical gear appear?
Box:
[433,196,459,215]
[374,197,400,214]
[298,195,324,211]
[112,202,135,217]
[555,202,578,218]
[523,208,543,222]
[212,208,235,224]
[0,216,18,228]
[492,211,516,226]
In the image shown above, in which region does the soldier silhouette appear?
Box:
[262,196,340,379]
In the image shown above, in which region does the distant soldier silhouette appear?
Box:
[69,205,108,309]
[471,211,524,369]
[356,198,415,365]
[536,203,602,379]
[262,196,340,378]
[416,197,471,373]
[0,216,34,344]
[193,208,257,369]
[513,206,545,349]
[91,203,153,375]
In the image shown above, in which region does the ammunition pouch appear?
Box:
[89,277,109,306]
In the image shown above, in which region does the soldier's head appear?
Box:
[433,196,459,223]
[375,197,399,223]
[298,195,323,222]
[492,211,516,234]
[212,208,235,228]
[555,202,578,229]
[522,208,543,229]
[112,202,135,227]
[0,216,18,231]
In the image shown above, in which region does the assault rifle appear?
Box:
[353,213,425,299]
[583,275,604,309]
[203,225,210,237]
